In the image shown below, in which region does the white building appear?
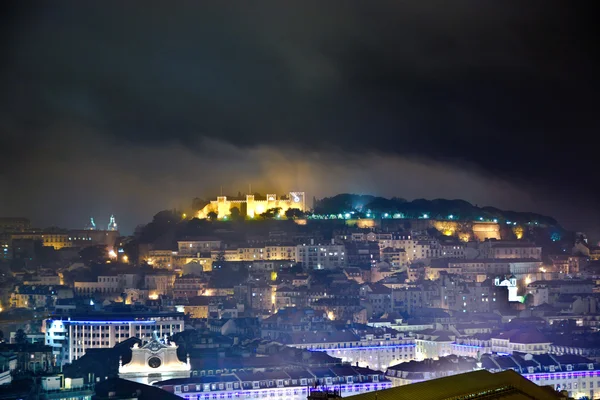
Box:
[296,241,346,270]
[119,334,190,385]
[287,331,416,371]
[178,238,222,255]
[155,366,391,400]
[491,328,552,355]
[44,312,184,366]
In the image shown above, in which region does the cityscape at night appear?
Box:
[0,2,597,400]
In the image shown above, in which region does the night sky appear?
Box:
[0,2,598,238]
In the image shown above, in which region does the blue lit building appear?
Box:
[44,311,184,366]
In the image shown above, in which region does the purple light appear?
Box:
[309,344,416,352]
[64,320,162,324]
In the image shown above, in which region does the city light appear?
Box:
[448,215,453,219]
[108,249,117,259]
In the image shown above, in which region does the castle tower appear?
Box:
[246,194,256,218]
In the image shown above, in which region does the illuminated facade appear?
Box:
[494,275,522,302]
[289,333,416,372]
[155,367,391,400]
[197,192,306,219]
[44,312,184,365]
[42,233,73,250]
[119,334,190,385]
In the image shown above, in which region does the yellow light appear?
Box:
[108,249,117,259]
[525,276,532,285]
[148,293,159,300]
[122,255,129,263]
[182,213,187,219]
[327,311,335,321]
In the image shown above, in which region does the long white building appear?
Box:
[286,330,416,371]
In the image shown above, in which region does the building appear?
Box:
[0,217,30,232]
[154,366,390,400]
[379,248,408,269]
[376,365,567,400]
[297,241,346,270]
[67,229,120,250]
[480,241,542,260]
[178,238,222,255]
[197,192,306,219]
[41,232,73,249]
[183,296,213,319]
[0,343,54,374]
[287,331,416,372]
[39,375,94,400]
[44,311,185,365]
[491,328,552,355]
[146,250,176,269]
[145,273,177,296]
[119,334,190,385]
[10,285,73,309]
[173,275,207,299]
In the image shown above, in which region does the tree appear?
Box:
[15,329,28,344]
[260,207,281,220]
[207,211,218,220]
[79,245,108,265]
[285,208,304,220]
[229,207,242,221]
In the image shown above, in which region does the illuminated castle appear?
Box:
[197,192,306,219]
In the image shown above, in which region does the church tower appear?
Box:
[108,215,118,231]
[119,332,190,385]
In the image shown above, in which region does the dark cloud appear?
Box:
[0,1,598,237]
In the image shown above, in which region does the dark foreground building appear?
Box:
[344,369,569,400]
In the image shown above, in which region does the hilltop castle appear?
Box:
[196,192,306,219]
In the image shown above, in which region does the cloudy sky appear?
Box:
[0,1,598,237]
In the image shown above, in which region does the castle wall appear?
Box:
[197,192,305,219]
